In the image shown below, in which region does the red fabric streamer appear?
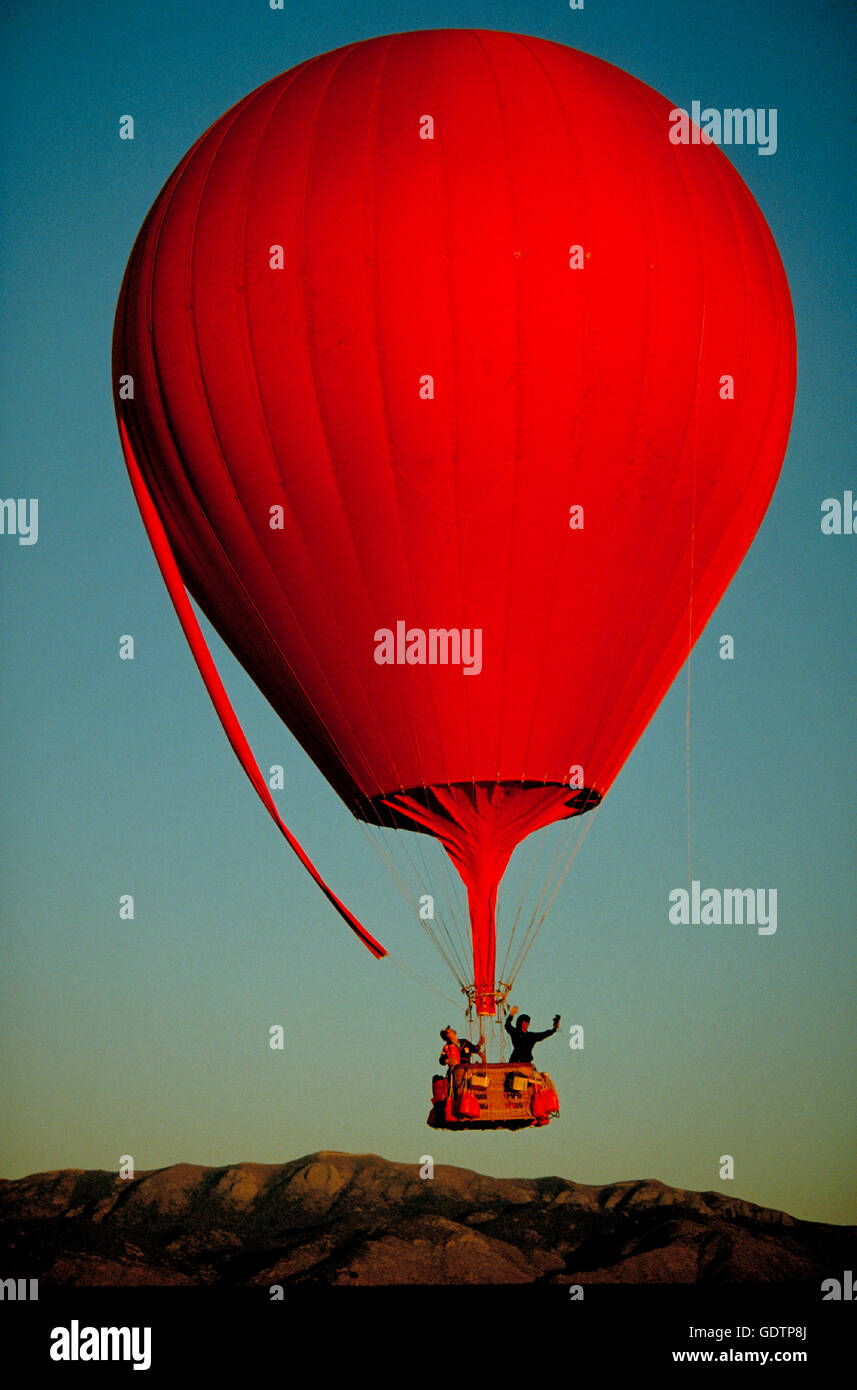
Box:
[119,419,386,961]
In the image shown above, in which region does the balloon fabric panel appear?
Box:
[114,31,796,1005]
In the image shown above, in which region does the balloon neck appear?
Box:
[465,982,512,1019]
[384,782,598,1004]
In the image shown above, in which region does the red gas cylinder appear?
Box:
[457,1091,481,1120]
[532,1088,559,1119]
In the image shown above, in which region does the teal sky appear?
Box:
[1,0,855,1227]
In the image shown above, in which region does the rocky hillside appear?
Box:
[1,1152,853,1286]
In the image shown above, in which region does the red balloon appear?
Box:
[114,31,796,1012]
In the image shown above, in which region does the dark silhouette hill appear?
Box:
[1,1152,853,1286]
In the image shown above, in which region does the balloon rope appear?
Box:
[391,810,473,981]
[119,420,386,961]
[686,410,699,890]
[507,801,602,986]
[368,828,469,986]
[685,645,693,887]
[385,952,461,1008]
[359,813,471,985]
[499,805,556,983]
[507,805,581,976]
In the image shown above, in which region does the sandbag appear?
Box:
[457,1091,481,1119]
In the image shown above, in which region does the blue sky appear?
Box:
[1,0,855,1226]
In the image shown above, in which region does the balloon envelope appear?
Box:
[114,30,796,1010]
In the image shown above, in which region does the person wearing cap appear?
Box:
[439,1026,461,1069]
[504,1005,561,1064]
[440,1026,485,1067]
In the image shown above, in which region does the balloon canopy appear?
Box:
[113,30,796,1013]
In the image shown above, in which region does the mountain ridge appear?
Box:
[2,1151,852,1286]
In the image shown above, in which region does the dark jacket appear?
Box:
[505,1015,557,1064]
